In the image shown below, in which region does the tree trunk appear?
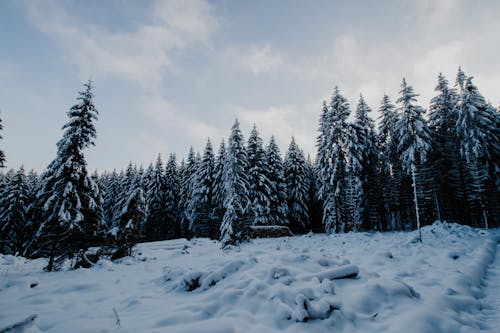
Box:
[411,164,422,243]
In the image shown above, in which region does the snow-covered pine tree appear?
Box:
[378,95,403,230]
[284,138,310,233]
[211,140,226,239]
[265,136,288,226]
[0,167,29,254]
[455,76,500,228]
[144,155,166,241]
[306,155,323,232]
[116,186,145,256]
[187,139,216,238]
[33,81,101,270]
[246,125,272,225]
[0,112,5,168]
[394,78,432,242]
[316,87,351,233]
[428,73,463,222]
[164,154,180,239]
[102,169,120,236]
[344,124,363,232]
[352,95,381,230]
[179,147,198,238]
[221,119,251,247]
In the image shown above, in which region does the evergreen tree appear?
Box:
[284,138,310,233]
[428,73,462,223]
[102,169,121,233]
[352,95,381,230]
[316,87,351,233]
[144,155,166,241]
[211,140,226,239]
[221,119,251,247]
[455,76,500,227]
[378,94,402,230]
[246,125,272,225]
[179,147,198,238]
[33,81,101,270]
[188,139,216,238]
[164,154,180,239]
[116,187,146,255]
[0,113,5,168]
[265,136,288,226]
[0,167,29,254]
[394,78,432,242]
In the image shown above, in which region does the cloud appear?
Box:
[25,0,221,163]
[224,44,284,75]
[26,0,218,91]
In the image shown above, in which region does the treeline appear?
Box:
[0,68,499,270]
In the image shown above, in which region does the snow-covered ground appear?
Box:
[1,222,499,333]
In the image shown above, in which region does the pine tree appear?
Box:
[265,136,288,226]
[0,113,5,168]
[378,95,403,230]
[116,187,146,255]
[316,87,351,233]
[211,140,226,239]
[221,119,251,247]
[394,78,432,242]
[164,154,180,239]
[428,73,462,223]
[284,138,310,233]
[455,76,499,227]
[0,167,29,254]
[352,95,381,230]
[246,125,272,225]
[33,81,101,270]
[179,147,198,238]
[187,139,216,238]
[102,169,121,234]
[144,155,166,241]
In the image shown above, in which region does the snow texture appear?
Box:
[1,222,499,333]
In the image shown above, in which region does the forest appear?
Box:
[0,67,499,271]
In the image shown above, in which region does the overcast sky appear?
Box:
[1,0,499,172]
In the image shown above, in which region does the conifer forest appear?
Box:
[0,68,498,272]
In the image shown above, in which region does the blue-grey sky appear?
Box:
[1,0,499,172]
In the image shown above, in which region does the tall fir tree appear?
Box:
[221,120,251,247]
[0,112,5,168]
[211,140,226,238]
[265,136,288,226]
[187,139,216,238]
[284,138,310,233]
[352,95,381,230]
[164,154,180,239]
[378,94,402,230]
[33,81,102,270]
[428,73,462,223]
[394,78,432,241]
[316,87,351,233]
[455,76,500,227]
[179,147,198,238]
[0,167,29,254]
[144,155,166,241]
[246,125,272,225]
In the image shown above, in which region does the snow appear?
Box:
[1,222,499,333]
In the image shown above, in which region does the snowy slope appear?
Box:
[1,222,499,333]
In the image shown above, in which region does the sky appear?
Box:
[1,0,499,172]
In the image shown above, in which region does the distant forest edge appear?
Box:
[0,67,499,271]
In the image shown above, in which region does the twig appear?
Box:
[0,314,37,333]
[113,307,121,328]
